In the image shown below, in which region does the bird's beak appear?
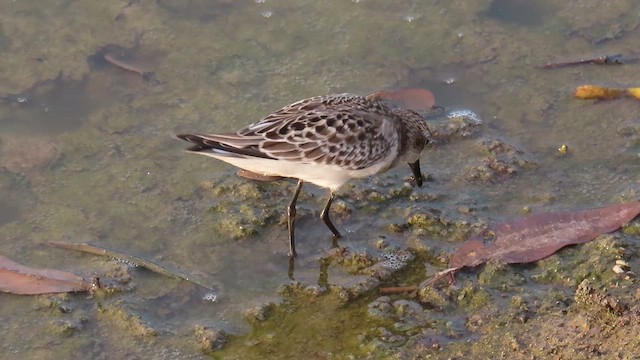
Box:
[408,160,423,187]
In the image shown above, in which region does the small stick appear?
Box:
[537,54,624,69]
[378,285,418,295]
[424,267,459,287]
[49,241,215,291]
[104,52,153,79]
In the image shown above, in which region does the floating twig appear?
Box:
[537,54,624,69]
[104,52,153,79]
[49,241,215,291]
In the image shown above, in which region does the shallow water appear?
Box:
[0,0,639,358]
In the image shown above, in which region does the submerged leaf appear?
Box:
[367,88,436,111]
[49,241,217,292]
[450,202,640,269]
[0,254,89,295]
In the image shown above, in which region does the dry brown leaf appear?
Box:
[450,202,640,269]
[0,254,90,295]
[367,88,436,111]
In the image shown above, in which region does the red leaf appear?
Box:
[0,255,90,295]
[367,88,436,111]
[450,202,640,269]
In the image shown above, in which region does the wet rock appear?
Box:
[477,261,527,291]
[204,179,281,239]
[428,109,483,140]
[408,330,443,352]
[304,284,328,297]
[463,138,537,183]
[612,264,626,274]
[96,303,158,337]
[374,237,392,249]
[35,294,73,314]
[622,221,640,235]
[388,183,414,198]
[327,247,377,273]
[243,303,274,323]
[88,263,135,298]
[417,283,449,309]
[49,318,84,337]
[615,259,630,270]
[377,249,414,272]
[455,284,492,310]
[479,138,521,156]
[508,295,529,324]
[195,325,227,353]
[406,208,478,242]
[367,296,393,319]
[408,190,441,203]
[376,327,407,348]
[393,300,424,322]
[358,248,415,281]
[347,277,381,300]
[328,285,352,304]
[324,245,415,283]
[330,198,352,217]
[366,190,387,203]
[277,281,327,300]
[465,158,517,182]
[574,279,628,315]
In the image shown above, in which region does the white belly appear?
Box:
[194,152,399,191]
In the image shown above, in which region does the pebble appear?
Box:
[615,259,630,269]
[612,265,626,274]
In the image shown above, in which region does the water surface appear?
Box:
[0,0,639,358]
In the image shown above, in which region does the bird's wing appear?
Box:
[178,94,401,170]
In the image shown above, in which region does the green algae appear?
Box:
[216,294,388,359]
[97,302,158,338]
[454,283,492,310]
[407,210,478,243]
[622,220,640,235]
[477,261,527,291]
[531,234,626,287]
[417,286,449,309]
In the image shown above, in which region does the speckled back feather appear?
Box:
[193,94,404,170]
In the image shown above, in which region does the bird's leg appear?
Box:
[320,191,341,238]
[287,256,295,280]
[287,179,304,258]
[408,159,423,187]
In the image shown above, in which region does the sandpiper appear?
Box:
[177,93,431,257]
